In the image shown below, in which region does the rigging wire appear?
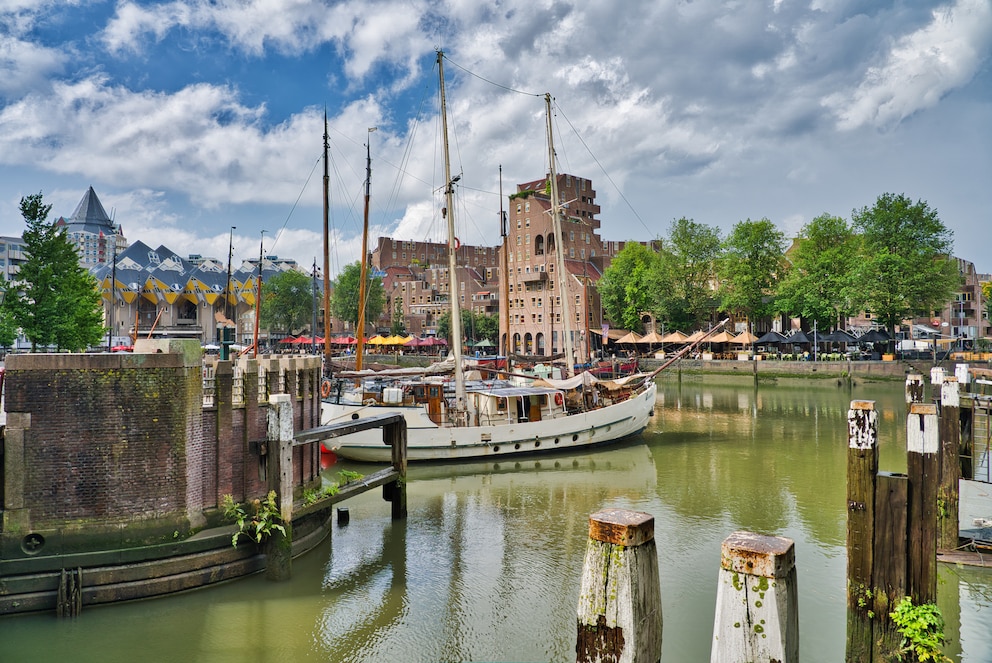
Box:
[552,101,653,236]
[443,55,543,99]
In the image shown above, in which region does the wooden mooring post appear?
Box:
[845,400,878,662]
[265,402,409,581]
[907,403,938,604]
[710,531,798,663]
[905,373,924,405]
[846,398,944,661]
[576,509,662,663]
[937,378,961,551]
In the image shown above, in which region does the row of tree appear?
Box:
[597,193,962,338]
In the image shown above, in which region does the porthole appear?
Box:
[572,434,578,441]
[514,443,521,450]
[351,413,359,420]
[554,437,560,444]
[535,440,541,447]
[493,445,500,453]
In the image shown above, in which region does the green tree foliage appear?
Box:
[649,218,721,331]
[389,297,407,336]
[8,193,105,351]
[436,309,497,346]
[0,277,19,348]
[330,261,384,330]
[775,214,859,329]
[717,218,786,322]
[259,269,314,335]
[597,242,660,331]
[850,193,959,338]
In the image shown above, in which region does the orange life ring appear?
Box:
[554,392,564,406]
[453,237,461,250]
[320,379,332,399]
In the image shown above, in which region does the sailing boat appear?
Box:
[320,51,658,462]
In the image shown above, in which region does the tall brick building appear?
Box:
[500,173,610,362]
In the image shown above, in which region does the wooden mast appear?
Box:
[354,128,374,371]
[322,111,332,373]
[438,50,467,416]
[545,93,575,378]
[499,165,510,376]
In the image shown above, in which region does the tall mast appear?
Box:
[322,111,332,374]
[354,128,374,371]
[253,230,265,358]
[499,165,510,375]
[438,50,467,413]
[546,93,575,377]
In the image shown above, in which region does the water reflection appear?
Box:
[3,379,989,662]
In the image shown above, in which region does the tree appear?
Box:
[389,297,407,336]
[330,261,384,331]
[7,193,105,351]
[850,193,959,339]
[597,242,660,331]
[260,269,314,336]
[775,214,859,329]
[0,278,18,348]
[716,218,786,323]
[436,310,497,347]
[649,218,721,331]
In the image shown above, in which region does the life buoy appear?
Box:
[453,237,461,250]
[320,379,332,399]
[554,392,564,406]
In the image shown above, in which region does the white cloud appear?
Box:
[825,0,992,130]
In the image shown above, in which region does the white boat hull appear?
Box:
[321,381,657,462]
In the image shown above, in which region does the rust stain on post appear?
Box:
[588,509,654,547]
[575,614,625,663]
[721,531,795,578]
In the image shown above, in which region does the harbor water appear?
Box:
[4,376,991,661]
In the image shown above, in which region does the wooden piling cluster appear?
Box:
[265,406,409,580]
[575,509,799,663]
[845,374,966,662]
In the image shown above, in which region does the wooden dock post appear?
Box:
[906,403,938,604]
[905,373,924,404]
[576,509,661,663]
[384,415,408,520]
[266,393,295,581]
[710,531,798,663]
[937,379,961,551]
[869,471,909,661]
[846,400,877,662]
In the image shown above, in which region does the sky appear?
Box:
[1,0,990,276]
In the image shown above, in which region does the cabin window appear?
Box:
[497,397,507,411]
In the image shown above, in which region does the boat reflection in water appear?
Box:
[317,441,657,663]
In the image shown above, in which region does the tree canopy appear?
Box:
[437,310,497,347]
[597,242,660,332]
[330,261,384,331]
[650,218,721,331]
[850,193,959,336]
[7,193,105,351]
[775,214,859,329]
[716,218,786,322]
[260,268,315,336]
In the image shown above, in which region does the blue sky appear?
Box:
[1,0,990,275]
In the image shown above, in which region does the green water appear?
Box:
[3,377,990,662]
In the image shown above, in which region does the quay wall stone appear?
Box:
[1,345,322,574]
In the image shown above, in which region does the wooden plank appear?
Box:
[938,380,961,550]
[871,473,908,662]
[846,400,877,663]
[293,413,406,445]
[907,404,938,605]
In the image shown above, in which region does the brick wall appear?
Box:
[1,346,322,562]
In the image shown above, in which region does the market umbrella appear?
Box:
[756,330,787,344]
[279,336,298,344]
[731,330,759,345]
[859,329,891,343]
[615,331,643,344]
[474,338,495,348]
[786,330,810,344]
[661,330,688,343]
[707,330,737,344]
[829,329,858,343]
[637,332,666,345]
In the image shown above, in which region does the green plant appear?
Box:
[889,596,950,662]
[303,488,319,506]
[222,491,286,547]
[338,470,364,485]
